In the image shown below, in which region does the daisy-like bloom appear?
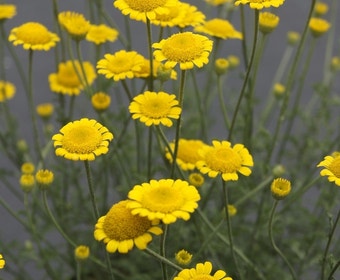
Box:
[36,103,54,120]
[86,24,119,45]
[49,60,96,96]
[8,22,59,51]
[91,92,111,112]
[194,18,242,40]
[270,178,291,200]
[52,118,114,161]
[174,261,232,280]
[0,254,5,269]
[20,174,35,192]
[35,169,54,189]
[94,200,163,254]
[175,249,192,265]
[0,4,16,21]
[234,0,285,10]
[0,81,15,102]
[314,2,328,16]
[113,0,179,22]
[129,91,181,127]
[74,245,90,261]
[196,140,254,182]
[188,173,205,187]
[317,153,340,186]
[165,139,209,171]
[149,3,186,27]
[58,11,90,40]
[309,17,331,37]
[175,3,205,29]
[259,12,280,34]
[21,162,35,174]
[127,179,201,224]
[206,0,232,6]
[153,32,213,70]
[215,58,229,75]
[97,50,145,81]
[227,204,237,217]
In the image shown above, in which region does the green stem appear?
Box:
[84,160,99,220]
[160,224,169,280]
[144,247,182,272]
[217,75,230,133]
[147,126,153,180]
[146,17,154,91]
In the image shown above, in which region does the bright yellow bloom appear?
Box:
[134,58,177,80]
[153,32,213,70]
[0,81,15,102]
[196,140,254,181]
[0,254,5,269]
[317,153,340,186]
[8,22,59,51]
[129,91,181,127]
[309,17,331,37]
[58,11,90,40]
[259,12,280,34]
[0,4,16,21]
[175,3,205,28]
[35,169,54,189]
[94,200,163,253]
[127,179,200,224]
[206,0,232,6]
[149,3,186,27]
[174,261,232,280]
[188,173,205,187]
[86,24,119,45]
[21,162,35,174]
[91,92,111,112]
[271,178,291,200]
[234,0,285,10]
[52,118,114,161]
[36,103,54,119]
[20,174,35,192]
[194,18,242,40]
[74,245,90,260]
[49,60,96,96]
[314,2,328,16]
[227,204,237,216]
[175,249,192,265]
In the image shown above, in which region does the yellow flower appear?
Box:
[21,162,35,174]
[52,118,114,161]
[175,3,206,28]
[227,204,237,216]
[194,18,242,40]
[156,62,177,82]
[188,173,205,187]
[74,245,90,261]
[234,0,285,10]
[0,4,16,21]
[153,32,213,70]
[309,17,331,37]
[149,3,186,27]
[259,12,280,34]
[129,91,181,127]
[196,140,254,182]
[8,22,59,51]
[36,103,54,119]
[271,178,291,200]
[317,153,340,186]
[113,0,179,22]
[314,2,328,16]
[287,31,300,45]
[273,83,285,98]
[91,92,111,112]
[0,81,15,102]
[86,24,119,45]
[215,58,229,75]
[20,174,35,192]
[174,261,232,280]
[94,200,163,254]
[175,249,192,265]
[206,0,232,6]
[49,60,96,96]
[97,50,145,81]
[127,179,201,224]
[58,11,90,40]
[165,139,209,171]
[0,254,5,269]
[35,169,54,189]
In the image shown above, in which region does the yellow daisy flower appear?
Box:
[0,254,5,269]
[0,81,15,102]
[74,245,90,261]
[49,60,96,96]
[91,92,111,112]
[317,153,340,186]
[58,11,90,40]
[36,103,54,119]
[86,24,119,45]
[149,3,186,27]
[113,0,179,22]
[8,22,59,51]
[21,162,35,174]
[175,249,192,265]
[194,18,243,40]
[97,50,145,81]
[308,17,331,37]
[94,200,163,254]
[129,91,181,127]
[174,261,232,280]
[234,0,285,10]
[153,32,213,70]
[165,139,209,171]
[259,12,280,34]
[35,169,54,189]
[0,4,16,21]
[270,178,291,200]
[175,3,206,28]
[206,0,232,6]
[52,118,114,161]
[196,140,254,182]
[127,179,201,224]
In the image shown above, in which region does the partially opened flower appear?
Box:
[94,200,163,253]
[317,153,340,186]
[74,245,90,261]
[174,261,232,280]
[127,179,200,224]
[309,17,331,37]
[149,3,186,27]
[0,4,16,21]
[153,32,213,70]
[271,178,291,200]
[86,24,119,45]
[129,91,181,127]
[58,11,90,40]
[234,0,285,10]
[196,140,254,181]
[8,22,59,51]
[36,103,54,120]
[259,12,280,34]
[314,2,328,16]
[91,92,111,112]
[52,118,114,161]
[0,81,15,102]
[35,169,54,189]
[194,19,242,40]
[175,249,192,265]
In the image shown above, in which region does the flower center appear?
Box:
[328,156,340,178]
[62,124,102,154]
[124,0,167,12]
[57,65,80,87]
[205,147,242,173]
[107,57,134,74]
[141,97,170,118]
[103,201,152,240]
[15,22,51,45]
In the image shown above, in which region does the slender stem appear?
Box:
[146,17,154,91]
[83,160,99,220]
[327,260,340,280]
[144,248,182,272]
[76,261,81,280]
[147,126,153,180]
[217,75,230,133]
[160,224,169,280]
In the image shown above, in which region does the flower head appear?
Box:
[317,153,340,186]
[97,50,145,81]
[0,81,15,102]
[52,118,114,161]
[194,18,242,40]
[91,92,111,112]
[287,31,300,45]
[314,2,328,16]
[188,173,205,187]
[86,24,119,45]
[331,57,340,72]
[309,17,331,37]
[215,58,230,75]
[175,3,205,28]
[0,5,16,21]
[9,22,59,51]
[21,162,35,174]
[175,249,193,265]
[153,32,213,70]
[35,169,54,189]
[234,0,285,10]
[129,91,181,127]
[58,11,90,40]
[20,174,35,192]
[196,140,254,181]
[0,254,5,269]
[49,60,96,96]
[74,245,90,261]
[134,58,177,80]
[94,200,163,253]
[271,178,291,200]
[36,103,54,120]
[259,12,280,34]
[174,261,232,280]
[127,179,200,224]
